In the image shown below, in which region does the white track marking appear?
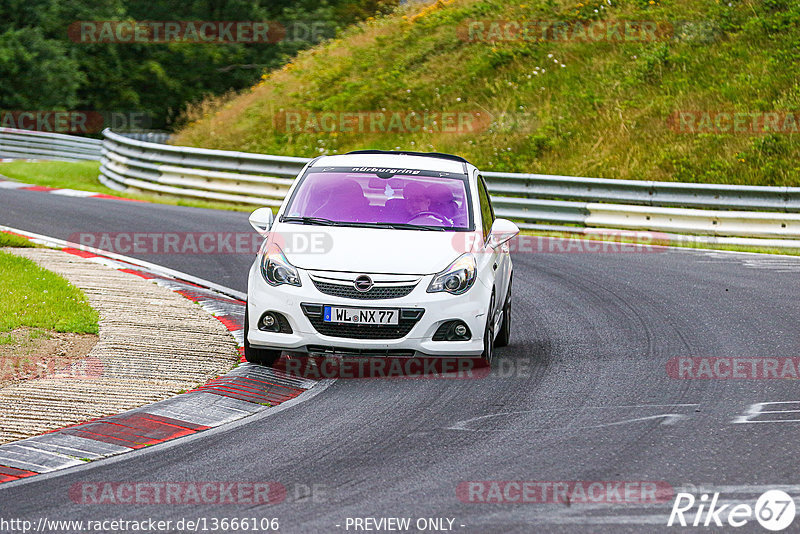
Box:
[698,251,800,273]
[48,189,96,197]
[582,414,689,428]
[446,404,700,432]
[733,401,800,424]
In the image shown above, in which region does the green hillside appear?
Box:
[174,0,800,186]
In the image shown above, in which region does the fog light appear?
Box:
[432,320,471,341]
[257,311,292,334]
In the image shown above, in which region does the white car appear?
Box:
[245,150,519,368]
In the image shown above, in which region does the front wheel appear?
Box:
[494,280,512,348]
[479,293,496,367]
[244,302,281,367]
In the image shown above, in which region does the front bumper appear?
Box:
[246,263,489,356]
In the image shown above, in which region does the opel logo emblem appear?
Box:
[354,275,373,292]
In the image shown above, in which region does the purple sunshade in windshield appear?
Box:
[284,171,470,228]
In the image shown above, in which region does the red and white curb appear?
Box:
[0,177,139,202]
[0,227,323,485]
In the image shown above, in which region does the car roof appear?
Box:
[311,152,469,175]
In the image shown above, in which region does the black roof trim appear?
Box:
[345,150,472,167]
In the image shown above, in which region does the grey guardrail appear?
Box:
[2,127,797,244]
[96,129,800,242]
[0,128,102,162]
[484,171,800,212]
[118,131,172,144]
[99,129,307,203]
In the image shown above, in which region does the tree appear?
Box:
[0,27,82,109]
[0,0,399,129]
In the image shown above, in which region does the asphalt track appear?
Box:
[2,188,800,533]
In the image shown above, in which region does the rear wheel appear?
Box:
[244,302,281,367]
[494,279,512,348]
[479,293,496,367]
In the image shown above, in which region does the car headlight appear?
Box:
[261,243,301,287]
[427,253,476,295]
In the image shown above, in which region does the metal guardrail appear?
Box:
[0,128,102,161]
[116,131,172,144]
[97,129,800,242]
[486,174,800,239]
[99,129,307,203]
[1,127,798,245]
[484,172,800,212]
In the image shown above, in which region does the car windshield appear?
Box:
[281,166,473,230]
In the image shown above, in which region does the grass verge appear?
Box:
[175,0,800,187]
[0,250,98,333]
[0,232,36,248]
[0,234,99,389]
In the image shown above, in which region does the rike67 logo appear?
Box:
[668,490,796,531]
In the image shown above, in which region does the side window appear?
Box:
[477,175,495,241]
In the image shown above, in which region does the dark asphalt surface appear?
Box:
[2,188,800,533]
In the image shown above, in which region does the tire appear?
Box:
[494,279,512,348]
[480,292,496,367]
[243,302,281,367]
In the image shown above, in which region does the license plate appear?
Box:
[324,306,399,325]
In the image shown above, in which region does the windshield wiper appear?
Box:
[322,221,447,231]
[383,223,447,231]
[281,216,337,226]
[281,217,448,231]
[281,217,390,229]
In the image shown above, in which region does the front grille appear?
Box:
[312,280,416,300]
[432,323,451,341]
[305,346,416,357]
[301,304,424,340]
[307,317,420,339]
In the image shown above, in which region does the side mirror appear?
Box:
[249,208,275,237]
[487,218,519,249]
